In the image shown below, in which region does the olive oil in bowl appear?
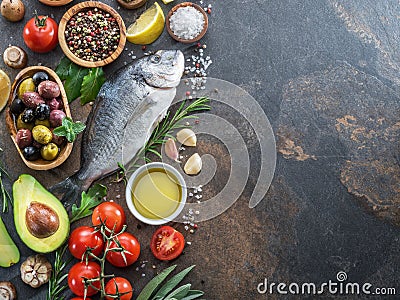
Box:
[126,163,187,225]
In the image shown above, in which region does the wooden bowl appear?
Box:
[116,0,147,10]
[58,1,126,67]
[5,66,73,171]
[166,2,208,44]
[39,0,73,6]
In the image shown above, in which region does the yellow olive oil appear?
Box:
[131,168,181,219]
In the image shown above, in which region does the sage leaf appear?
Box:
[181,290,204,300]
[137,265,177,300]
[153,265,195,299]
[164,284,191,300]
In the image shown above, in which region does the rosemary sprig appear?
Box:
[47,244,71,300]
[127,97,210,169]
[0,148,12,213]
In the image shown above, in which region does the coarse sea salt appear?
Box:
[169,6,205,40]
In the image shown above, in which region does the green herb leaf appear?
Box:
[80,68,106,105]
[53,117,86,143]
[153,265,196,299]
[69,184,106,223]
[181,290,204,300]
[137,265,177,300]
[55,56,75,80]
[164,284,191,300]
[64,67,89,102]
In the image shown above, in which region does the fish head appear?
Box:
[140,50,185,88]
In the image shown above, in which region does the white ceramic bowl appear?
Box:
[126,162,187,225]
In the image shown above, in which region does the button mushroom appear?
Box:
[1,0,25,22]
[3,46,27,69]
[20,254,52,288]
[0,281,17,300]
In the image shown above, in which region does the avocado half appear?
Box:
[13,174,70,253]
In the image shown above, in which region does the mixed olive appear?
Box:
[10,71,67,161]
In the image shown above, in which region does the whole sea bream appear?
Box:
[51,50,185,202]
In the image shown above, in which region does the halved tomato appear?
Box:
[150,226,185,261]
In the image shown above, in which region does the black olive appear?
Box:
[10,98,25,115]
[32,72,49,86]
[21,109,35,123]
[22,146,41,161]
[34,104,50,121]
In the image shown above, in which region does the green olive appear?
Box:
[16,114,34,131]
[17,78,35,99]
[32,125,52,144]
[40,143,59,161]
[35,119,51,128]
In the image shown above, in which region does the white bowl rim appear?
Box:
[125,162,187,225]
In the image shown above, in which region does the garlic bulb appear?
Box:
[184,153,202,175]
[165,138,180,162]
[176,128,197,147]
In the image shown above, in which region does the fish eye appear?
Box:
[151,55,161,64]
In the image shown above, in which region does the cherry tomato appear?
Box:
[92,202,126,234]
[105,277,133,300]
[23,14,58,53]
[68,226,104,260]
[71,298,92,300]
[106,233,140,267]
[68,261,101,297]
[150,226,185,261]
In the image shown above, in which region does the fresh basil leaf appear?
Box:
[70,184,106,223]
[80,68,105,105]
[64,68,89,103]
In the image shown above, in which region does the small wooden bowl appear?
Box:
[166,2,208,44]
[116,0,147,10]
[58,1,126,68]
[5,66,73,171]
[39,0,73,6]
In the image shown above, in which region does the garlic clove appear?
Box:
[176,128,197,147]
[165,138,180,162]
[184,153,202,175]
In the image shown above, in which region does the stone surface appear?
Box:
[0,0,400,299]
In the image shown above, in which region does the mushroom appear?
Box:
[1,0,25,22]
[3,46,27,69]
[0,281,17,300]
[20,254,52,288]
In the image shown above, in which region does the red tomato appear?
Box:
[68,226,104,260]
[68,261,101,297]
[71,298,92,300]
[105,277,133,300]
[150,226,185,261]
[92,202,126,234]
[23,14,58,53]
[106,233,140,267]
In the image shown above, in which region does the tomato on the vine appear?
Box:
[92,202,126,234]
[105,277,133,300]
[106,232,140,267]
[68,226,104,260]
[150,226,185,261]
[71,298,92,300]
[23,13,58,53]
[68,261,101,297]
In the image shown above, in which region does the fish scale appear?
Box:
[50,50,185,204]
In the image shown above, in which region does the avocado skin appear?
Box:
[0,216,20,267]
[13,174,70,253]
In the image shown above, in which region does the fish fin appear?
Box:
[49,177,81,207]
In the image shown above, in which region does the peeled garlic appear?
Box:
[165,138,180,162]
[184,153,202,175]
[176,128,197,147]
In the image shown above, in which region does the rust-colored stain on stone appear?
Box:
[277,63,400,225]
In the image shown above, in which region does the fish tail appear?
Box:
[49,176,82,207]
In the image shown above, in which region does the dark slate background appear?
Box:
[0,0,399,299]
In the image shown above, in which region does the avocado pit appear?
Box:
[25,202,59,238]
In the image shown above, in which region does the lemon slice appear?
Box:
[126,2,165,45]
[0,70,11,112]
[162,0,174,4]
